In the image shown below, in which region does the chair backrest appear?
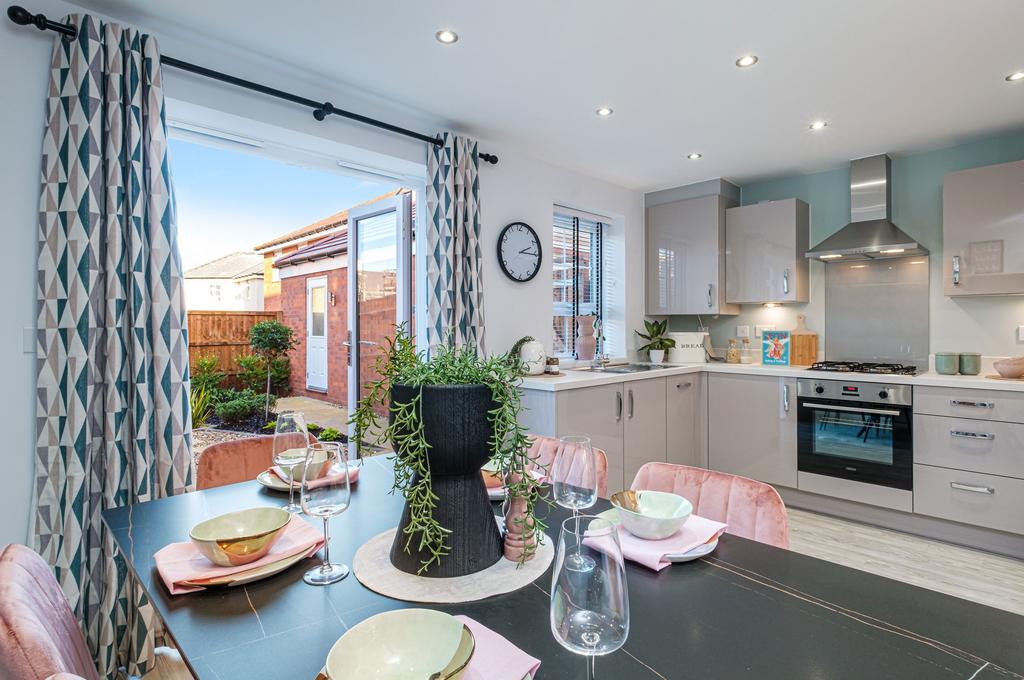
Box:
[631,462,790,549]
[527,435,609,498]
[0,545,100,680]
[196,435,277,490]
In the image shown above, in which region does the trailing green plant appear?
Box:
[250,320,297,420]
[351,325,546,573]
[192,355,225,393]
[318,427,344,442]
[190,386,214,429]
[635,319,676,352]
[237,354,291,395]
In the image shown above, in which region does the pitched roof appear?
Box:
[252,188,409,252]
[184,251,264,279]
[274,230,349,269]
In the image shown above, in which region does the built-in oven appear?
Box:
[797,379,913,490]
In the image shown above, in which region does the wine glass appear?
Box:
[551,515,630,679]
[552,436,599,571]
[273,411,311,513]
[300,441,351,585]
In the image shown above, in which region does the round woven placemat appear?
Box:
[352,527,553,603]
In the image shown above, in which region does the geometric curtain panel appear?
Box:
[33,14,194,678]
[425,132,486,355]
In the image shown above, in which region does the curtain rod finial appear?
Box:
[479,152,498,165]
[7,5,34,26]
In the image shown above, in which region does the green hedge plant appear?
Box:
[250,321,296,420]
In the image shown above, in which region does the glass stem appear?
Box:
[573,508,581,557]
[587,656,595,680]
[288,465,296,508]
[322,516,331,569]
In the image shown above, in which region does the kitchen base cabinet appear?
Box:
[913,464,1024,535]
[555,383,627,493]
[623,378,667,489]
[666,373,706,469]
[707,373,797,488]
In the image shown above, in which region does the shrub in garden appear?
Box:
[192,355,224,393]
[318,427,345,442]
[190,386,214,429]
[250,321,297,420]
[214,398,257,425]
[237,354,290,395]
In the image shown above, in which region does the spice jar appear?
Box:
[740,338,753,364]
[726,338,741,364]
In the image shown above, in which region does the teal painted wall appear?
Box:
[669,130,1024,358]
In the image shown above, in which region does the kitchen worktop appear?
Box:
[520,361,1024,392]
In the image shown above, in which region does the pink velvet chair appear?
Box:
[527,435,609,498]
[196,434,278,490]
[0,544,100,680]
[630,462,790,549]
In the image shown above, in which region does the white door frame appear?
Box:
[306,276,328,391]
[346,192,413,443]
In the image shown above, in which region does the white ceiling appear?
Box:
[77,0,1024,191]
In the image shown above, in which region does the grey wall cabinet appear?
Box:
[707,373,798,488]
[725,198,810,304]
[646,194,739,315]
[943,159,1024,296]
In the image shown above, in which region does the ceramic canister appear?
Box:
[935,353,959,375]
[959,353,981,376]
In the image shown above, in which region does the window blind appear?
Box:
[552,211,604,358]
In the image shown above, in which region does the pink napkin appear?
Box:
[154,515,324,595]
[455,616,541,680]
[616,514,727,571]
[270,464,359,489]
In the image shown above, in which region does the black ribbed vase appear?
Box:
[388,383,503,577]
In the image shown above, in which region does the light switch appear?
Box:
[1018,325,1024,343]
[755,324,776,338]
[736,325,751,339]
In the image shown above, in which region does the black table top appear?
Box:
[102,456,1024,680]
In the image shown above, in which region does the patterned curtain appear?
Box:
[33,15,193,678]
[426,133,485,354]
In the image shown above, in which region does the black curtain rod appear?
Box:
[6,5,499,165]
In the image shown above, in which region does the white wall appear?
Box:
[0,0,645,546]
[184,278,264,311]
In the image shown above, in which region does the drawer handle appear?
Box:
[950,481,995,495]
[676,381,692,389]
[950,430,994,440]
[950,399,994,409]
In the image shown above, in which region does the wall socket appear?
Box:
[755,324,776,338]
[736,325,751,339]
[1018,325,1024,343]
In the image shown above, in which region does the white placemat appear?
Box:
[353,527,553,603]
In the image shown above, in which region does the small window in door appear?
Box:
[310,285,326,336]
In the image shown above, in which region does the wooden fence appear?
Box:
[187,310,283,379]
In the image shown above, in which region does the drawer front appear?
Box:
[914,464,1024,534]
[914,386,1024,423]
[914,414,1024,479]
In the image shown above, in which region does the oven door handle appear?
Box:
[802,402,902,417]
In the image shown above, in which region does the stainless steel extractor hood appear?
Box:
[805,154,929,261]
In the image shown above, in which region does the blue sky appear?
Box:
[169,137,397,270]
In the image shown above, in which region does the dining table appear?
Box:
[102,455,1024,680]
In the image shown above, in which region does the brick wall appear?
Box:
[280,266,400,410]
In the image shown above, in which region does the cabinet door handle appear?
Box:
[782,269,790,295]
[951,430,994,440]
[628,389,635,419]
[950,481,994,495]
[783,384,790,413]
[676,381,692,389]
[706,283,713,309]
[951,255,960,285]
[616,391,623,422]
[950,399,994,409]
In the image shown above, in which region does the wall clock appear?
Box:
[497,222,542,282]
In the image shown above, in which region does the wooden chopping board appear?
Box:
[790,314,818,367]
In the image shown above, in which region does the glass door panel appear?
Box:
[346,192,412,453]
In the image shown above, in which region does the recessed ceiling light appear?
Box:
[687,152,703,160]
[809,120,829,131]
[435,29,458,44]
[735,55,759,68]
[1007,71,1024,82]
[595,107,614,117]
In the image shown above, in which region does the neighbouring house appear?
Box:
[263,189,414,404]
[183,251,265,311]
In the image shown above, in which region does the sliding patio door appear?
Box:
[345,192,413,451]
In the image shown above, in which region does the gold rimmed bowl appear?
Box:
[611,489,692,540]
[325,609,474,680]
[189,507,290,567]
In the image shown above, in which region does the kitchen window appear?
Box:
[552,209,605,358]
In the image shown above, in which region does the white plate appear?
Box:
[179,548,310,588]
[596,508,718,563]
[256,470,291,492]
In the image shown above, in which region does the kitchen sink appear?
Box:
[573,363,670,374]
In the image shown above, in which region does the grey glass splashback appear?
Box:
[824,256,930,369]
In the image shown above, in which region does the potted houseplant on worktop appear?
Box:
[635,319,675,364]
[350,327,546,577]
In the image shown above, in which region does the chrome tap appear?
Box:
[590,318,610,368]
